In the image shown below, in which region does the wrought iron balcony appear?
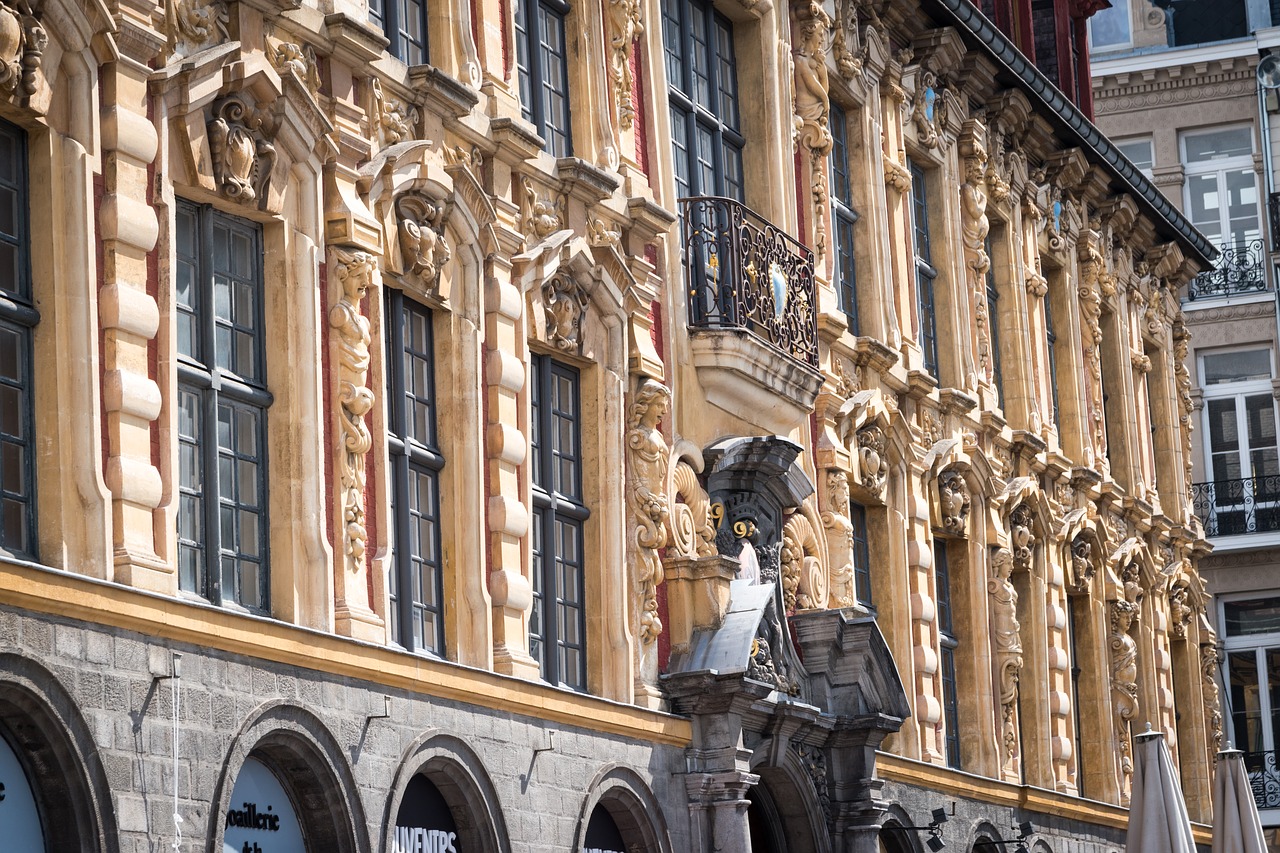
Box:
[1243,749,1280,810]
[680,196,819,369]
[1190,475,1280,537]
[1269,192,1280,252]
[1187,239,1266,300]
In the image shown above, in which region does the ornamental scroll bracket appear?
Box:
[208,94,277,208]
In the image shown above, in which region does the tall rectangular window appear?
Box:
[515,0,573,158]
[175,201,270,611]
[663,0,744,201]
[830,103,860,334]
[386,290,446,654]
[935,538,961,769]
[1067,595,1086,797]
[1044,288,1060,429]
[850,502,872,607]
[369,0,428,65]
[0,120,33,559]
[909,160,939,376]
[530,354,589,690]
[985,234,1004,409]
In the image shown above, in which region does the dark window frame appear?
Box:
[663,0,745,202]
[529,353,590,691]
[0,119,35,560]
[369,0,429,66]
[934,538,961,769]
[909,160,939,376]
[985,233,1004,409]
[175,200,271,613]
[850,501,872,608]
[386,288,447,655]
[1045,284,1061,428]
[515,0,573,158]
[831,102,860,334]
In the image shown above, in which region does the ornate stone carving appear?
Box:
[1201,641,1224,753]
[588,217,621,249]
[271,41,321,97]
[0,0,44,97]
[883,151,911,193]
[938,469,970,535]
[1173,320,1195,497]
[794,743,832,824]
[163,0,225,59]
[443,144,483,171]
[910,68,948,149]
[668,460,717,558]
[1109,597,1141,806]
[747,636,798,695]
[960,120,992,380]
[208,95,277,205]
[781,511,827,611]
[1069,533,1095,592]
[541,273,588,353]
[395,191,452,289]
[921,408,943,447]
[1009,503,1035,572]
[520,176,564,242]
[627,380,671,646]
[607,0,643,130]
[833,0,876,79]
[792,1,834,261]
[370,79,419,147]
[989,547,1023,767]
[857,424,887,496]
[821,470,855,608]
[329,249,379,577]
[1077,234,1108,472]
[1168,579,1192,640]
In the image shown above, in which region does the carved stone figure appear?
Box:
[833,0,877,79]
[988,547,1023,766]
[1009,503,1035,572]
[272,41,321,96]
[792,1,833,156]
[910,68,946,149]
[329,249,378,576]
[542,273,588,352]
[370,78,418,147]
[588,217,621,249]
[607,0,643,130]
[208,95,276,205]
[0,0,44,96]
[1070,534,1094,592]
[1077,239,1108,472]
[960,121,993,380]
[1168,580,1192,640]
[626,380,671,645]
[164,0,225,59]
[1201,642,1224,753]
[1109,598,1141,805]
[938,469,970,535]
[395,191,452,288]
[521,176,564,241]
[821,470,856,608]
[857,424,888,497]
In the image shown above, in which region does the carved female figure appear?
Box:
[792,1,833,156]
[988,547,1023,764]
[626,380,671,645]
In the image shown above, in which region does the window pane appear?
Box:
[1185,126,1253,163]
[1116,137,1153,171]
[1088,0,1130,48]
[1203,349,1271,385]
[1229,651,1264,752]
[1226,598,1280,636]
[1186,174,1223,240]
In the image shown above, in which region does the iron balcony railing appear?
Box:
[1190,475,1280,537]
[680,196,819,369]
[1187,239,1267,300]
[1244,749,1280,810]
[1269,192,1280,252]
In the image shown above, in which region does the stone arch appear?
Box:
[876,805,923,853]
[747,746,832,853]
[969,820,1009,851]
[572,764,672,853]
[382,731,509,853]
[0,653,118,853]
[207,700,365,853]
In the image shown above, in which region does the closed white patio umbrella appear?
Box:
[1212,749,1268,853]
[1126,729,1197,853]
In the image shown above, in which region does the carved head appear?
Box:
[334,249,376,303]
[628,380,671,431]
[938,469,970,534]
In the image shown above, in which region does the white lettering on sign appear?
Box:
[392,826,458,853]
[584,848,623,853]
[222,758,305,853]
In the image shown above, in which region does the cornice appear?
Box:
[1182,299,1278,323]
[1095,78,1257,115]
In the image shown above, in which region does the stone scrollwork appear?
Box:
[0,0,44,98]
[988,547,1023,768]
[627,380,672,646]
[329,249,379,577]
[857,424,888,496]
[208,95,277,206]
[781,511,827,612]
[1009,503,1035,573]
[541,273,589,353]
[667,460,717,559]
[607,0,643,131]
[395,190,452,290]
[1109,597,1141,806]
[938,469,970,535]
[820,469,855,609]
[163,0,225,59]
[833,0,878,80]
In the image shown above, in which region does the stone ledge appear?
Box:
[689,330,823,434]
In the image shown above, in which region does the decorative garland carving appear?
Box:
[0,0,44,96]
[857,424,887,496]
[668,461,717,558]
[989,547,1023,768]
[208,95,277,205]
[163,0,225,59]
[541,273,588,353]
[627,380,671,646]
[329,249,379,577]
[938,469,970,535]
[821,469,856,608]
[607,0,643,130]
[1109,597,1141,806]
[395,191,452,290]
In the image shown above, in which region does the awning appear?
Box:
[1212,749,1268,853]
[1126,729,1197,853]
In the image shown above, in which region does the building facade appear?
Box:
[1091,1,1280,846]
[0,0,1221,850]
